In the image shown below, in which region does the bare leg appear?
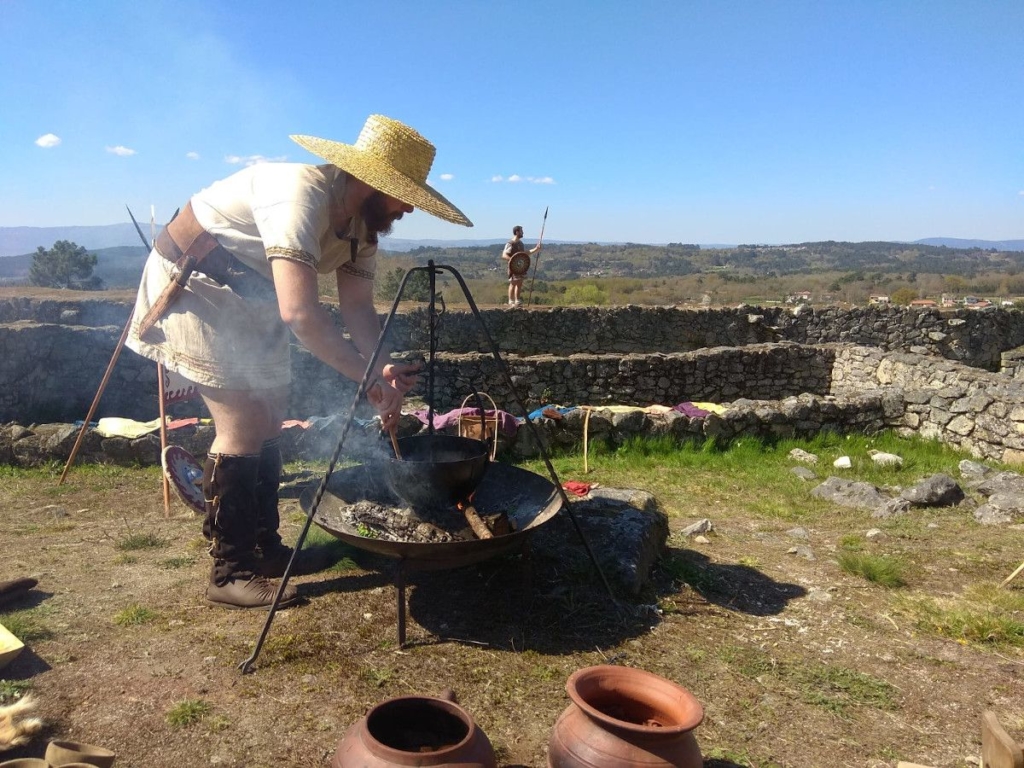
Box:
[198,385,289,454]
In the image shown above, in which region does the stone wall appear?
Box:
[4,299,1024,425]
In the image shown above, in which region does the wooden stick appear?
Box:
[58,309,135,485]
[1000,559,1024,588]
[389,427,403,460]
[157,363,171,516]
[461,503,493,540]
[526,206,549,306]
[583,406,592,474]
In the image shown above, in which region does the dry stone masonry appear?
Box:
[4,298,1024,466]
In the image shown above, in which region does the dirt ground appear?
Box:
[1,457,1023,768]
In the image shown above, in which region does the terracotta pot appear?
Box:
[332,694,496,768]
[0,760,53,768]
[45,739,116,767]
[547,665,704,768]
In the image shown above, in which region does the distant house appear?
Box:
[868,295,890,305]
[909,299,938,308]
[969,299,994,310]
[940,294,958,307]
[786,290,812,304]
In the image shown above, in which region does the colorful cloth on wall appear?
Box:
[412,407,520,437]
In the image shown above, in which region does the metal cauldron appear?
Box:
[385,434,489,509]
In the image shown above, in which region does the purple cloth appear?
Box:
[412,407,520,437]
[673,402,710,418]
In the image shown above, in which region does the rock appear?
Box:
[959,459,993,483]
[872,498,911,518]
[865,528,884,539]
[680,518,713,537]
[786,527,809,539]
[868,449,903,467]
[974,493,1024,525]
[791,466,817,481]
[833,456,852,468]
[789,448,818,464]
[900,474,965,507]
[787,545,815,560]
[531,486,668,595]
[812,476,889,511]
[976,471,1024,497]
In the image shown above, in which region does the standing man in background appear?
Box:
[502,224,541,306]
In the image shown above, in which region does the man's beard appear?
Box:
[362,192,403,237]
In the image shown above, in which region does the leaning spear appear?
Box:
[526,206,548,306]
[58,206,150,487]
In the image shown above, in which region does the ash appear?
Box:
[341,500,475,543]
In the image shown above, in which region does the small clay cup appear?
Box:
[0,759,53,767]
[45,739,116,768]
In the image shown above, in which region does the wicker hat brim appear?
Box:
[290,135,472,227]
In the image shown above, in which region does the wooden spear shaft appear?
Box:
[526,206,549,307]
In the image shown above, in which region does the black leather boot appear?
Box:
[203,452,298,609]
[254,438,293,577]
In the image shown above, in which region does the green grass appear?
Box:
[160,555,197,569]
[117,531,168,551]
[720,645,898,716]
[113,604,158,626]
[166,698,211,728]
[837,551,908,588]
[518,429,975,522]
[0,609,52,642]
[905,583,1024,647]
[0,679,32,703]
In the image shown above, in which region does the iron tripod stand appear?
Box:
[239,260,614,673]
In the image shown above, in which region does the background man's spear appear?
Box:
[526,206,549,306]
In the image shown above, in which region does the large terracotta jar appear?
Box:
[547,665,704,768]
[332,694,496,768]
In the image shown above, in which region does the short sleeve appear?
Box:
[251,165,332,271]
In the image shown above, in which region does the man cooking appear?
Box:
[125,115,472,609]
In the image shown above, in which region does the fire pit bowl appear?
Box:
[303,461,562,569]
[385,434,490,509]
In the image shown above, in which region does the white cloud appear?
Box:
[1018,190,1024,196]
[491,173,556,185]
[225,154,287,166]
[186,151,200,160]
[106,145,136,156]
[35,133,61,148]
[439,173,454,181]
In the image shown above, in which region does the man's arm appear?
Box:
[269,257,403,426]
[336,267,420,392]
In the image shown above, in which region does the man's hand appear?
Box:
[531,244,542,254]
[366,377,404,432]
[383,360,422,395]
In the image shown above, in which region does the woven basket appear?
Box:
[457,392,500,460]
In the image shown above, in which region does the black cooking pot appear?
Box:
[385,434,490,509]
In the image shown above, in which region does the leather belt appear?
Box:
[137,202,274,338]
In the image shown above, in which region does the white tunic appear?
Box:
[125,164,377,390]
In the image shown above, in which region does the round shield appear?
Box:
[162,445,206,515]
[508,251,531,277]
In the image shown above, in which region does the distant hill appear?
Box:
[5,222,1023,257]
[913,237,1024,251]
[0,245,147,289]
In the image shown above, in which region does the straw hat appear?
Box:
[291,115,472,227]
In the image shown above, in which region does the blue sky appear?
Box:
[1,0,1021,245]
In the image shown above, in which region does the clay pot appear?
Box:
[45,739,116,767]
[332,694,496,768]
[0,760,53,767]
[547,665,704,768]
